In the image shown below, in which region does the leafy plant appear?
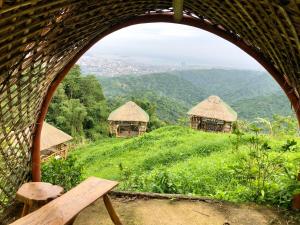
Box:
[281,139,298,152]
[150,170,178,193]
[41,155,83,191]
[230,121,244,152]
[231,126,300,207]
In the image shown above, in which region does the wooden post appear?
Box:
[21,204,30,217]
[103,194,123,225]
[292,173,300,210]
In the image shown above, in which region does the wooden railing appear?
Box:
[41,148,68,163]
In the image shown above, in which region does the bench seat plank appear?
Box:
[10,177,118,225]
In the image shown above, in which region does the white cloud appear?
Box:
[85,23,265,71]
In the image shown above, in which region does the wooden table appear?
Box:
[16,182,64,217]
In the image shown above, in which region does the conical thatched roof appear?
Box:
[188,96,237,122]
[41,122,72,151]
[108,101,149,122]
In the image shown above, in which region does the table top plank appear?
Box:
[10,177,118,225]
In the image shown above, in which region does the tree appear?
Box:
[56,99,87,137]
[78,75,106,106]
[131,97,166,131]
[46,65,109,140]
[271,114,298,136]
[63,65,81,99]
[255,117,273,136]
[47,85,67,127]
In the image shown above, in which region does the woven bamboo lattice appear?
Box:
[0,0,299,221]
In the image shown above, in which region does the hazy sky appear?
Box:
[85,23,265,71]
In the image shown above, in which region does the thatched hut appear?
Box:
[108,101,149,137]
[41,122,72,161]
[187,96,237,132]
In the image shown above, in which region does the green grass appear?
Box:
[72,126,230,178]
[71,126,300,207]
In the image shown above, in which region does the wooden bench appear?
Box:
[10,177,122,225]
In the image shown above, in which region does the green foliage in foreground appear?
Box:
[71,126,300,208]
[41,155,83,191]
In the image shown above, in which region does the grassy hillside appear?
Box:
[73,126,231,180]
[71,126,300,207]
[99,69,294,122]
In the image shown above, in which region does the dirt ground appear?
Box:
[73,196,298,225]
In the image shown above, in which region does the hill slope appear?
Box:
[98,69,294,122]
[71,126,300,207]
[173,69,279,102]
[99,72,205,106]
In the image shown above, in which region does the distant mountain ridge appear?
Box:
[98,69,294,122]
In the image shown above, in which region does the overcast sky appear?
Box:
[85,23,265,71]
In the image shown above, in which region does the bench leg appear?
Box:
[103,194,123,225]
[21,204,30,217]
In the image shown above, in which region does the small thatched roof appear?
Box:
[108,101,149,123]
[41,122,72,151]
[188,95,237,122]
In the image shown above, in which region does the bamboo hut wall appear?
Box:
[189,116,233,133]
[109,121,147,137]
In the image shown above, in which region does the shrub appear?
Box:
[281,139,298,152]
[41,155,83,191]
[230,129,300,207]
[149,170,178,193]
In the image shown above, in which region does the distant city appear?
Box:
[78,54,189,77]
[77,53,252,77]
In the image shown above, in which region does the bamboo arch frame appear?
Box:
[32,12,300,181]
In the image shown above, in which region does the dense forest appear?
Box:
[46,65,109,140]
[99,69,294,122]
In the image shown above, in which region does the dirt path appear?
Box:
[73,196,296,225]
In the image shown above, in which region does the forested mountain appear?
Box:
[99,69,294,122]
[173,69,279,102]
[100,73,205,106]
